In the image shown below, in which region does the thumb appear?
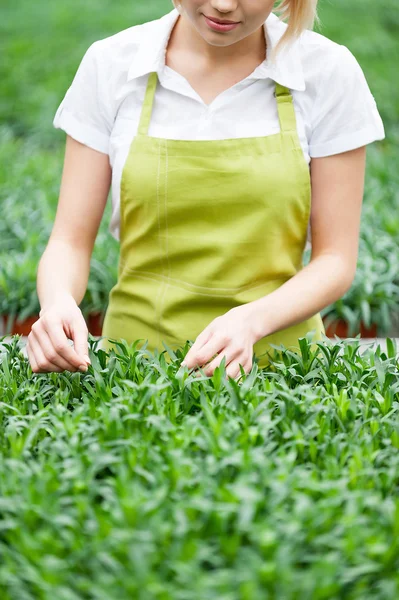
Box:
[72,319,91,365]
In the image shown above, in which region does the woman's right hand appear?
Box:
[26,295,91,374]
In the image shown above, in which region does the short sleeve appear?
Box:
[309,45,385,158]
[53,41,112,154]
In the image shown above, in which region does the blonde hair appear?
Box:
[171,1,321,64]
[272,0,320,62]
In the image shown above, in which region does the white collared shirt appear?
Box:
[53,8,385,245]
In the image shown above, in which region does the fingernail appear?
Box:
[79,364,88,372]
[84,354,91,365]
[181,361,187,367]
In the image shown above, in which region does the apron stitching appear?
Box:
[135,148,284,158]
[157,138,171,346]
[154,138,165,346]
[116,262,293,293]
[114,269,294,298]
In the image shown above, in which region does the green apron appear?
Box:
[101,71,325,368]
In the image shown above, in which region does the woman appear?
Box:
[27,0,385,378]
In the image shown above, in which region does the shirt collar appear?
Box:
[127,8,306,92]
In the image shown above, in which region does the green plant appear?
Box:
[0,333,398,597]
[0,250,41,326]
[1,0,398,333]
[319,226,399,336]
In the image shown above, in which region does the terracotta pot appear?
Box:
[1,312,106,338]
[86,311,105,336]
[323,317,378,338]
[1,314,40,336]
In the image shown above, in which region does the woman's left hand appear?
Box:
[180,304,260,379]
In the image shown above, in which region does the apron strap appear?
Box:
[137,71,158,136]
[275,82,297,134]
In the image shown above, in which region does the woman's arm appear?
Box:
[37,135,112,312]
[249,145,367,341]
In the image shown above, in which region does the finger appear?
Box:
[41,319,89,369]
[26,340,40,373]
[226,358,251,381]
[30,328,79,372]
[226,362,241,381]
[183,329,213,366]
[192,334,226,369]
[201,347,236,376]
[71,319,90,365]
[27,334,63,373]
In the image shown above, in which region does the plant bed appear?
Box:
[1,311,105,337]
[322,315,378,338]
[0,312,386,339]
[0,333,399,597]
[1,313,39,336]
[0,311,105,337]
